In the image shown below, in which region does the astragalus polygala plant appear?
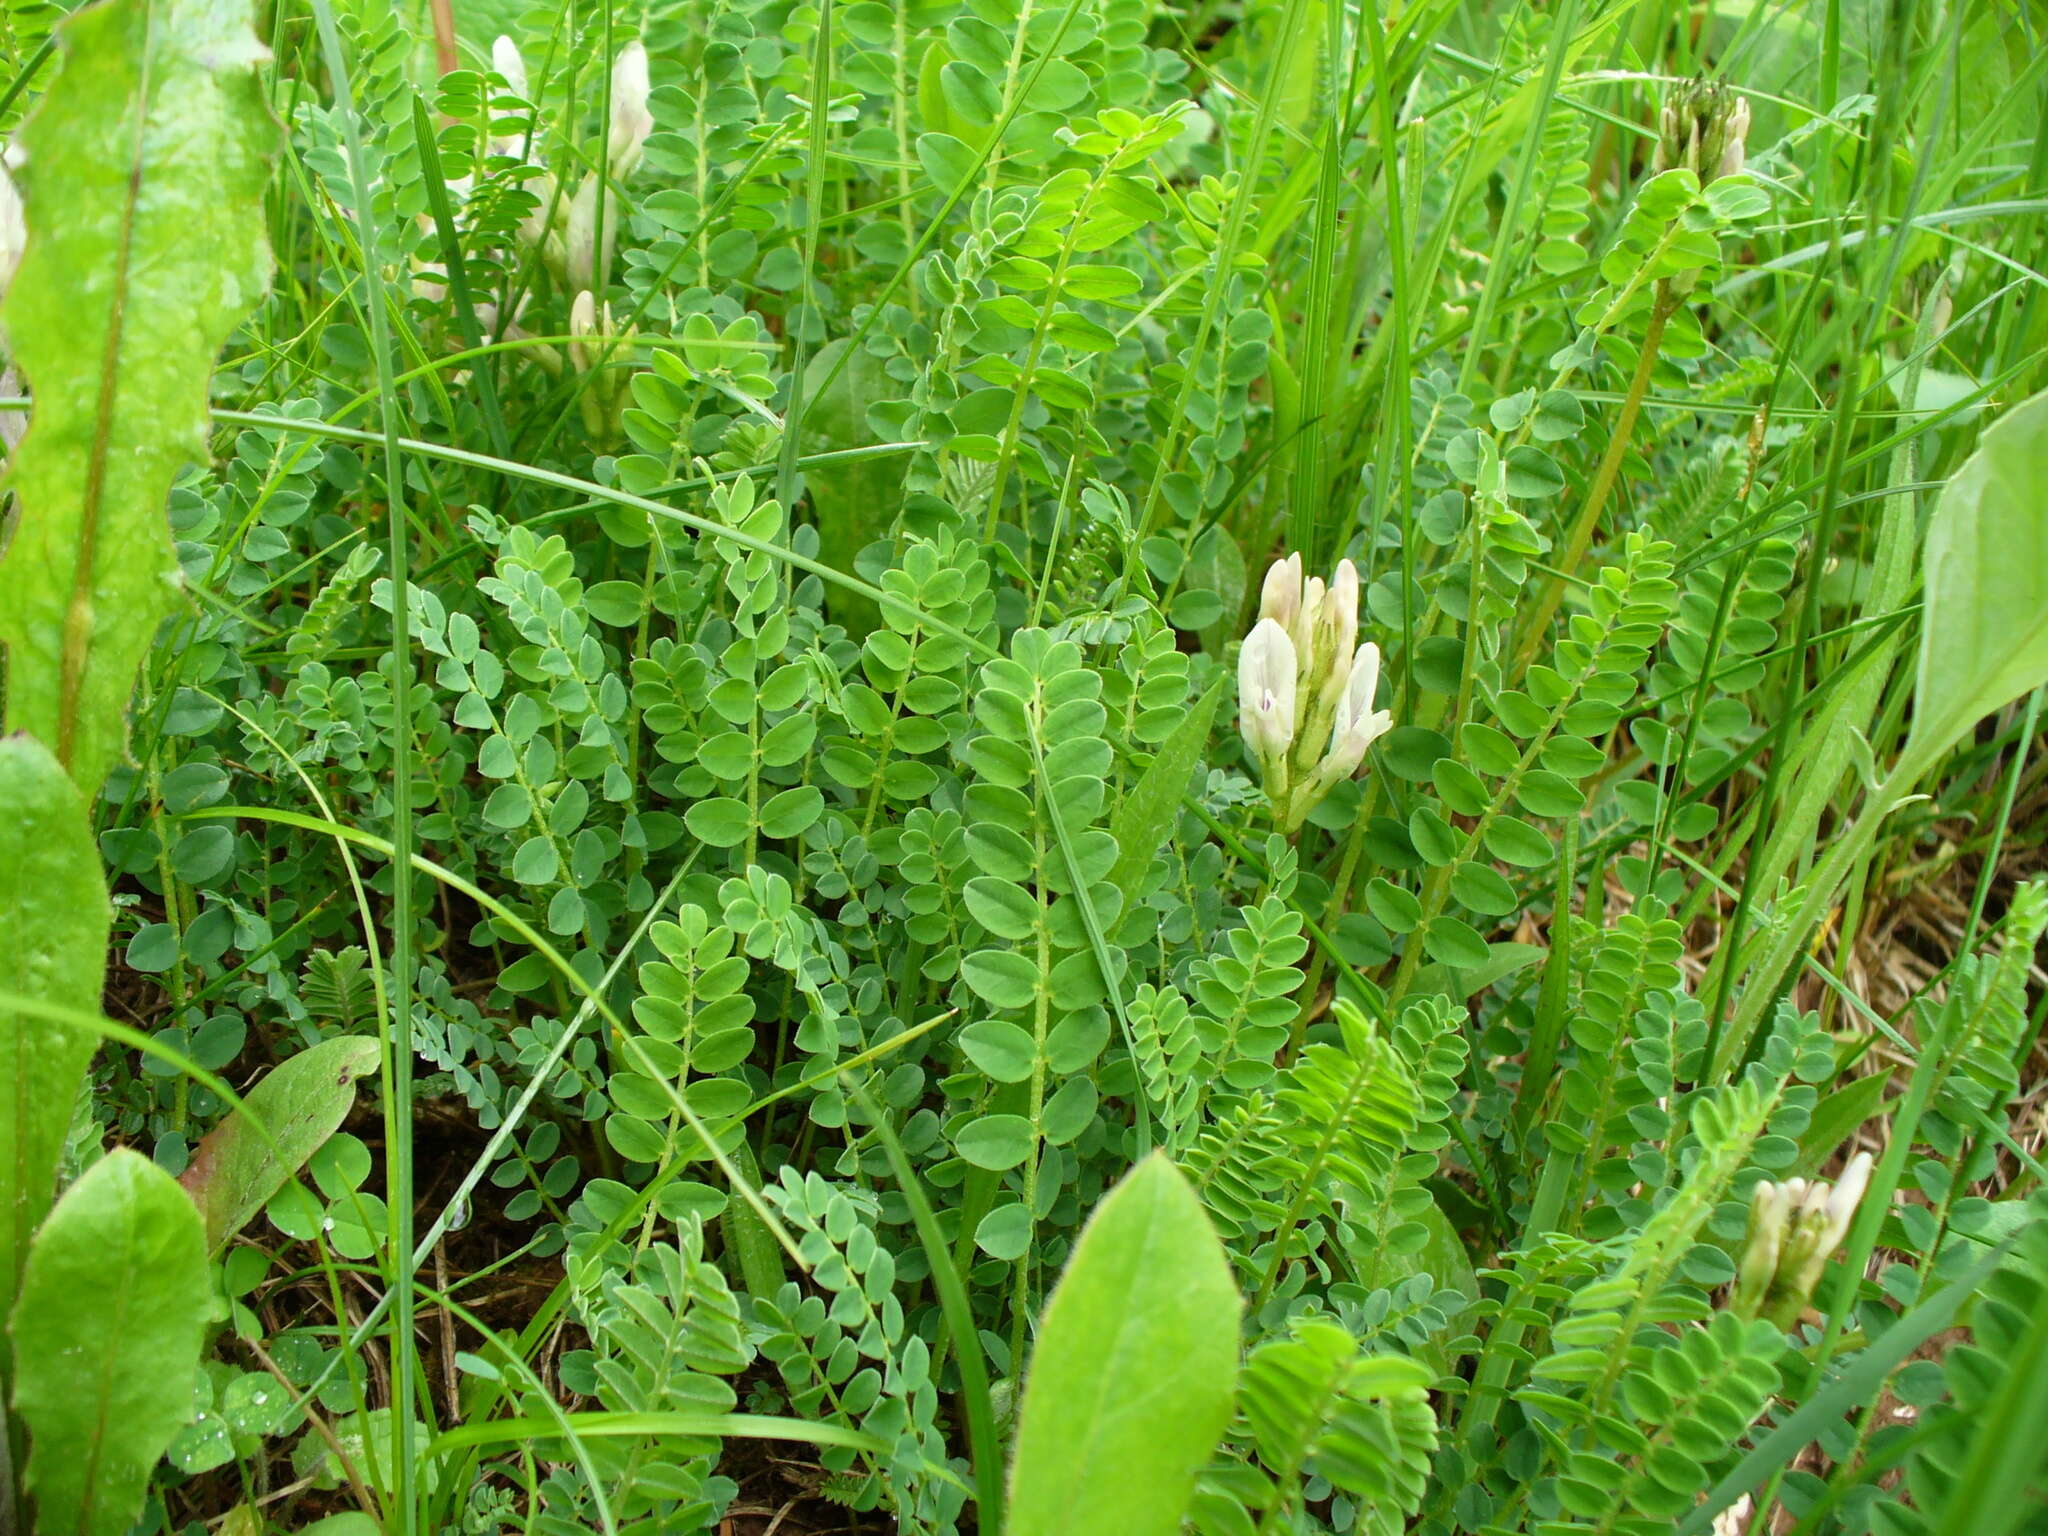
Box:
[1,0,2046,1533]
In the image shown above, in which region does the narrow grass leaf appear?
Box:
[1107,674,1226,911]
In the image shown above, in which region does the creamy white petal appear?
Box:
[1238,618,1298,762]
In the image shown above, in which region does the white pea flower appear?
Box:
[1313,642,1393,787]
[1732,1178,1791,1319]
[492,34,528,100]
[1819,1151,1874,1252]
[489,36,534,161]
[563,42,655,295]
[565,177,607,296]
[1238,618,1297,770]
[607,41,654,177]
[1,147,27,452]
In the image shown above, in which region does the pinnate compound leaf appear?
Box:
[0,0,275,795]
[1007,1153,1241,1536]
[12,1149,210,1536]
[178,1034,382,1252]
[1911,386,2048,752]
[0,734,108,1325]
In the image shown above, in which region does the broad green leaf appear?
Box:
[0,735,107,1332]
[293,1409,435,1498]
[176,1035,381,1252]
[954,1113,1035,1170]
[961,949,1040,1010]
[1007,1153,1240,1536]
[292,1518,382,1536]
[11,1149,210,1536]
[0,0,274,795]
[1910,385,2048,752]
[1106,674,1225,910]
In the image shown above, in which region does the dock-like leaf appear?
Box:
[1910,386,2048,753]
[10,1149,211,1536]
[0,734,107,1335]
[1007,1153,1241,1536]
[178,1034,382,1253]
[0,0,274,794]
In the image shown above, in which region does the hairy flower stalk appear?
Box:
[1238,554,1393,832]
[1730,1152,1876,1327]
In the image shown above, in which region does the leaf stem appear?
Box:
[1512,286,1681,678]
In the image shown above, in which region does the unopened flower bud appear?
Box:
[568,289,634,440]
[1315,560,1360,709]
[1732,1179,1790,1318]
[1259,552,1304,633]
[568,287,600,374]
[1293,575,1325,661]
[1717,95,1751,179]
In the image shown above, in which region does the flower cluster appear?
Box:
[1237,553,1393,833]
[1730,1152,1875,1328]
[416,37,652,409]
[489,36,653,298]
[1654,77,1751,183]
